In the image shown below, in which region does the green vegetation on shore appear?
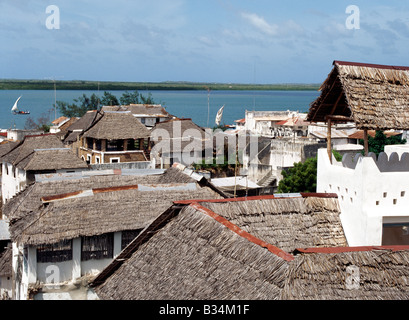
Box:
[0,79,320,91]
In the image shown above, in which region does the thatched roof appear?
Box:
[307,60,409,130]
[23,148,89,171]
[7,167,222,246]
[152,118,208,139]
[0,140,19,158]
[151,118,211,154]
[199,195,347,252]
[3,167,197,222]
[0,134,87,171]
[63,111,102,143]
[65,110,101,132]
[92,194,409,300]
[82,111,150,140]
[92,194,345,300]
[0,247,12,278]
[281,247,409,300]
[93,201,290,300]
[102,104,172,118]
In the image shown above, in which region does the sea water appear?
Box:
[0,90,319,130]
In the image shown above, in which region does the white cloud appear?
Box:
[240,12,279,36]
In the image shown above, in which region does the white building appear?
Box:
[317,148,409,246]
[1,134,89,203]
[4,167,222,300]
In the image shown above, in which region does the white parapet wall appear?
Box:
[317,148,409,246]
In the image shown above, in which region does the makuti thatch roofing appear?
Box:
[92,194,409,301]
[281,246,409,300]
[3,167,196,222]
[64,110,102,143]
[7,168,222,246]
[1,134,87,171]
[151,118,212,154]
[198,195,347,252]
[102,104,173,118]
[0,141,19,158]
[91,193,345,300]
[93,200,291,300]
[82,111,150,140]
[152,118,208,139]
[307,60,409,130]
[0,247,12,278]
[23,148,89,171]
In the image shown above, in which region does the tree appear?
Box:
[277,157,317,193]
[120,90,141,105]
[57,93,101,118]
[100,91,119,106]
[359,130,407,156]
[24,112,51,132]
[57,90,156,118]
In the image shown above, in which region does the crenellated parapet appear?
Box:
[340,151,409,172]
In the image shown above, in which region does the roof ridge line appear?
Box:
[190,202,295,262]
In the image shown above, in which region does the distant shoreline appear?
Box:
[0,79,320,91]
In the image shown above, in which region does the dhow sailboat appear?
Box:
[11,96,30,115]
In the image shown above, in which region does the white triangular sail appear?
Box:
[215,105,225,126]
[11,96,21,112]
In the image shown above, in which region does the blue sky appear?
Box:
[1,0,409,84]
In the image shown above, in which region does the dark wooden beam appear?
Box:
[325,115,354,122]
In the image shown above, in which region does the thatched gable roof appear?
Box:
[23,148,89,171]
[281,246,409,300]
[128,104,171,117]
[0,247,12,278]
[91,193,345,300]
[1,134,83,171]
[152,118,208,139]
[82,111,150,140]
[307,60,409,130]
[65,110,101,132]
[0,140,19,158]
[63,111,102,143]
[7,167,221,246]
[93,201,290,300]
[10,185,221,246]
[102,104,172,117]
[198,195,347,252]
[3,167,197,222]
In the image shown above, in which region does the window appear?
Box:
[86,138,93,149]
[110,158,120,163]
[37,240,73,263]
[127,139,137,151]
[121,229,143,250]
[382,223,409,245]
[140,118,146,124]
[95,156,100,164]
[95,139,102,151]
[81,233,114,261]
[107,139,124,152]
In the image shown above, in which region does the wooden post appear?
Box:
[327,119,332,164]
[363,128,369,156]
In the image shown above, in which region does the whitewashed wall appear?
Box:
[317,148,409,246]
